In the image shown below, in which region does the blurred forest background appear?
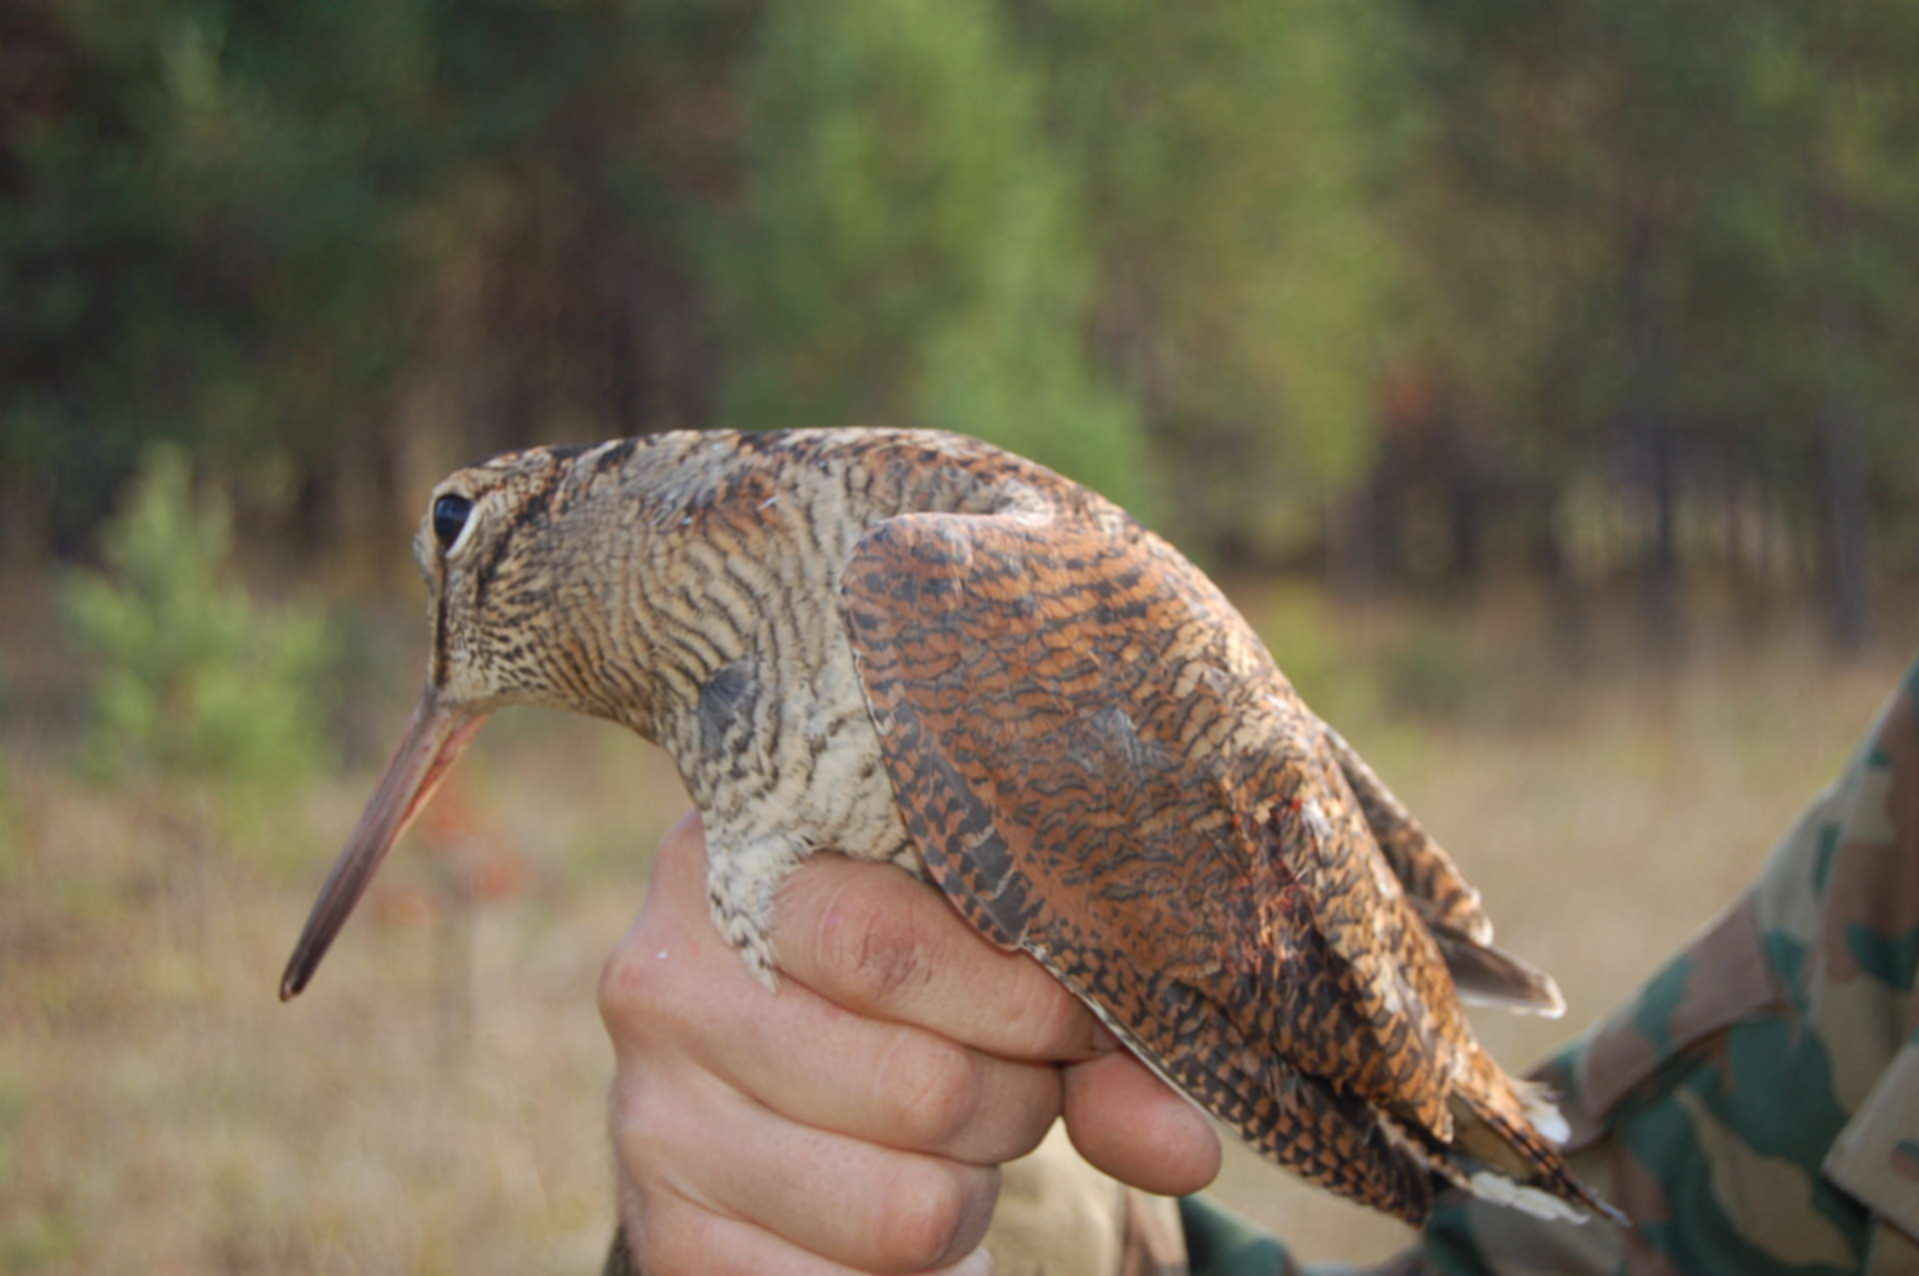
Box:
[4,0,1919,1271]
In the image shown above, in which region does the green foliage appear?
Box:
[1384,0,1919,497]
[2,0,642,544]
[5,0,1918,618]
[1260,586,1525,728]
[1027,0,1394,548]
[1,0,440,544]
[1378,627,1479,721]
[711,0,1145,506]
[1258,587,1382,728]
[0,752,16,890]
[64,447,330,791]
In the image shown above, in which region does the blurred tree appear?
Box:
[1383,0,1919,647]
[1019,0,1392,560]
[1,0,753,556]
[1781,1,1919,651]
[64,445,330,792]
[397,1,753,457]
[709,0,1144,507]
[2,0,438,552]
[4,0,1915,636]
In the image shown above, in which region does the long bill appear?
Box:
[279,692,486,1001]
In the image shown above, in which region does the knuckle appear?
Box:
[885,1035,982,1152]
[1000,966,1088,1056]
[597,939,665,1036]
[599,918,703,1043]
[998,1075,1063,1160]
[814,877,930,1009]
[878,1162,991,1273]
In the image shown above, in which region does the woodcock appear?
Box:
[281,428,1619,1227]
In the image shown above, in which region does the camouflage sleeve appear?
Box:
[1180,1195,1308,1275]
[1182,657,1919,1276]
[1331,657,1919,1275]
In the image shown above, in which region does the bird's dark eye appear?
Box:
[433,495,472,550]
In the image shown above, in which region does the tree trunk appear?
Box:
[1448,472,1484,583]
[1620,205,1682,653]
[1530,480,1590,666]
[1818,201,1870,656]
[1643,417,1681,649]
[1821,406,1869,655]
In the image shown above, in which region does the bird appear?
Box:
[280,427,1619,1227]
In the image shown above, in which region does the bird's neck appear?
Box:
[560,429,1062,754]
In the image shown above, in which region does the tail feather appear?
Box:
[1514,1077,1571,1145]
[1418,906,1566,1018]
[1444,1067,1626,1226]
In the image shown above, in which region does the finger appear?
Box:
[646,806,711,920]
[602,819,1061,1165]
[775,854,1112,1063]
[614,1064,1002,1275]
[625,1184,995,1276]
[716,980,1062,1165]
[1061,1051,1222,1196]
[607,916,1062,1164]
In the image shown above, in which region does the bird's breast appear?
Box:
[688,627,921,877]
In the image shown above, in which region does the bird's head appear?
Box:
[413,445,607,713]
[280,439,665,1000]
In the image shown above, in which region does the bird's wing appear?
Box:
[1320,724,1495,943]
[838,509,1486,1221]
[1322,726,1565,1016]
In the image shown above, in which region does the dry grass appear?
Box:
[4,575,1915,1272]
[3,712,676,1274]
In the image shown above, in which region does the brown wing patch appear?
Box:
[839,510,1484,1221]
[1323,725,1565,1016]
[1322,725,1494,944]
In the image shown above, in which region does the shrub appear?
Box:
[64,446,331,794]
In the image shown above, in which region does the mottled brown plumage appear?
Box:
[282,427,1617,1227]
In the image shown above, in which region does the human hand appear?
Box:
[599,810,1221,1274]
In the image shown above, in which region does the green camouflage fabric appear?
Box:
[1182,656,1919,1276]
[1399,658,1919,1275]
